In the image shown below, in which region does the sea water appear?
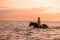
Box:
[0,21,60,40]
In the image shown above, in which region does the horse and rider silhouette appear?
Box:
[29,17,48,28]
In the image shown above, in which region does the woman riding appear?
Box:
[37,17,41,27]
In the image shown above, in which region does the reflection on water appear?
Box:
[0,21,60,40]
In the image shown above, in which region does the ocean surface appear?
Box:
[0,21,60,40]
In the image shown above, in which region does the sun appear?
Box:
[40,0,57,8]
[39,0,60,14]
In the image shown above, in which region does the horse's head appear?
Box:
[29,22,38,27]
[29,22,33,27]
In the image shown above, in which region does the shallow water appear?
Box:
[0,21,60,40]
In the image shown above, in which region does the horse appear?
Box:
[29,22,42,28]
[29,22,48,28]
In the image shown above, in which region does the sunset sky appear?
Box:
[0,0,60,21]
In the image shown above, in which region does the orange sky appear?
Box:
[0,0,60,21]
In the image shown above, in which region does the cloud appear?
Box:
[0,0,60,8]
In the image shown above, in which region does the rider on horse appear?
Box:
[37,17,41,27]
